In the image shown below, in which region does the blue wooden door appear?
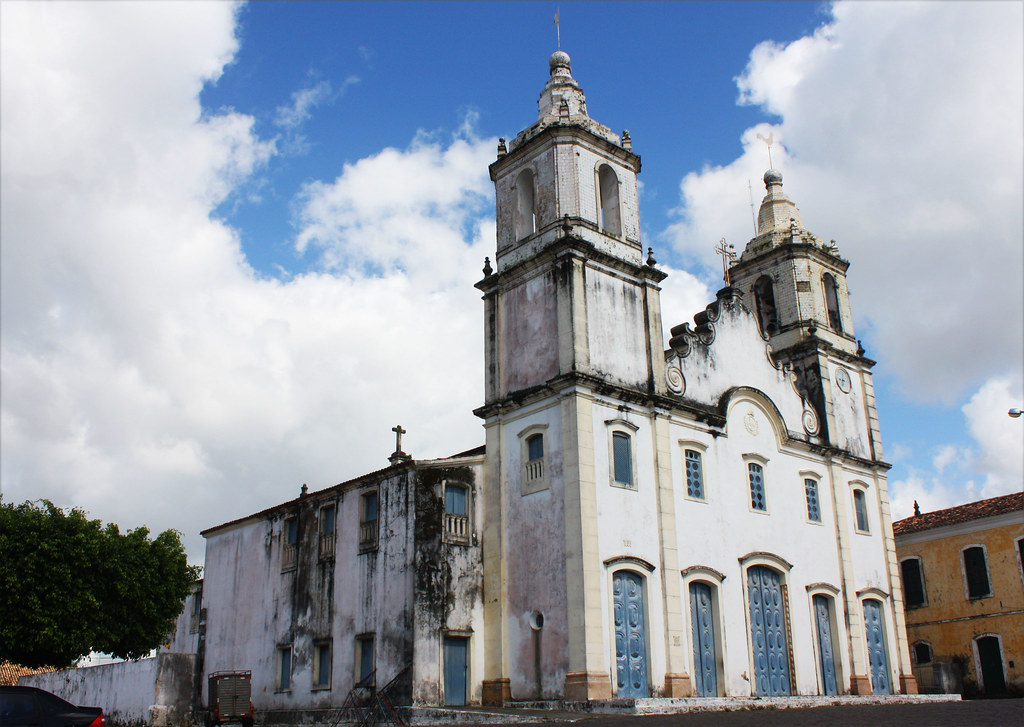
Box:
[689,582,718,697]
[614,571,648,698]
[863,599,891,694]
[813,595,838,696]
[443,636,468,705]
[747,566,791,696]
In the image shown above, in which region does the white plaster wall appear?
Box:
[668,397,851,696]
[202,518,280,705]
[585,271,648,389]
[676,300,810,437]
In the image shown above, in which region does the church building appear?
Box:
[189,49,919,713]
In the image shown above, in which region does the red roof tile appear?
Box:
[0,661,55,686]
[893,491,1024,536]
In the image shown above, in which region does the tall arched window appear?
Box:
[823,273,843,332]
[754,276,779,335]
[598,164,621,236]
[514,169,536,240]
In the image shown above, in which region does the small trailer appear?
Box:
[207,671,253,727]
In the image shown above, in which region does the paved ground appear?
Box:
[506,699,1024,727]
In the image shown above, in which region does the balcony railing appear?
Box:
[319,531,336,559]
[281,543,297,571]
[444,513,470,545]
[359,520,378,551]
[524,459,544,482]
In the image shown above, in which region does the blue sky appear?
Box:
[2,1,1021,563]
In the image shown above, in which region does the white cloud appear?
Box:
[669,1,1023,403]
[0,1,493,563]
[275,80,333,129]
[961,375,1024,498]
[888,373,1022,520]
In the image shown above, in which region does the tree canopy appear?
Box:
[0,499,201,668]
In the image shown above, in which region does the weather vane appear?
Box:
[756,131,775,168]
[554,8,561,50]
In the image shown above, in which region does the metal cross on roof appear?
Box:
[715,238,737,285]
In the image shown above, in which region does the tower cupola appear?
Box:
[727,170,858,357]
[756,169,803,235]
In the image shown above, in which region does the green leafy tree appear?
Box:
[0,499,200,668]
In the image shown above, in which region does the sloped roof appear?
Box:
[892,491,1023,537]
[200,444,486,537]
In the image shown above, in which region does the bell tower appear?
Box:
[476,51,669,704]
[728,170,884,460]
[478,50,666,404]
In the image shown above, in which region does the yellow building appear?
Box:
[893,492,1023,695]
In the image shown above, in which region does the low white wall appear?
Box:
[21,653,195,726]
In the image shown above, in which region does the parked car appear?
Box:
[0,686,105,727]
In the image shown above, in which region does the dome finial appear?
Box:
[550,50,571,77]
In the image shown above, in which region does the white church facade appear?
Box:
[182,50,919,713]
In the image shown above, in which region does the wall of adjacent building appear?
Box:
[896,513,1024,694]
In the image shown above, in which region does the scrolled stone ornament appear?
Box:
[802,404,820,436]
[697,322,716,346]
[666,362,685,395]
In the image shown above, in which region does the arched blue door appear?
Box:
[813,595,838,696]
[747,565,791,696]
[689,581,718,696]
[613,571,648,698]
[863,599,891,694]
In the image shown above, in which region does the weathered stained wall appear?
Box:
[411,462,485,705]
[499,272,559,395]
[585,270,648,389]
[22,654,195,727]
[498,400,570,699]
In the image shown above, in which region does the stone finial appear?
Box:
[646,247,657,267]
[482,257,493,276]
[561,214,572,235]
[857,340,866,356]
[913,500,921,517]
[497,138,507,157]
[622,129,632,151]
[300,483,309,497]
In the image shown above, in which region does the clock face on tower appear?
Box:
[835,367,852,394]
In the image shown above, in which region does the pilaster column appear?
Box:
[561,390,611,700]
[653,413,690,696]
[481,420,510,705]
